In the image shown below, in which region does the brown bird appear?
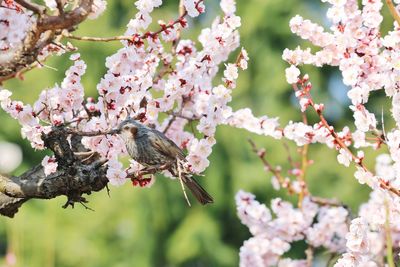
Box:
[116,119,213,205]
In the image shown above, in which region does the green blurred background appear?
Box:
[0,0,396,266]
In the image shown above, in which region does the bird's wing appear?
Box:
[149,130,186,160]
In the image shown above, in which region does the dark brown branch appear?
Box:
[0,159,108,217]
[38,0,93,31]
[55,0,64,15]
[65,128,118,136]
[0,127,109,217]
[0,126,179,217]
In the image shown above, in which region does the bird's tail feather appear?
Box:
[183,177,213,205]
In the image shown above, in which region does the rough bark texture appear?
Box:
[0,128,109,218]
[0,1,106,217]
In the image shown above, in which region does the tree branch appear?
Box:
[0,159,109,217]
[63,33,134,42]
[386,0,400,26]
[0,0,93,83]
[0,127,109,217]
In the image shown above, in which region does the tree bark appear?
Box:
[0,128,108,218]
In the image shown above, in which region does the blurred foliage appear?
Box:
[0,0,397,266]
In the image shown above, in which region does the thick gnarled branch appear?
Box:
[0,127,109,217]
[0,159,109,217]
[0,126,175,218]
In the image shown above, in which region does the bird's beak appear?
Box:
[109,128,120,135]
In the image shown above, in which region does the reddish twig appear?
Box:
[292,82,400,198]
[248,139,295,194]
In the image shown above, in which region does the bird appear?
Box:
[115,119,213,205]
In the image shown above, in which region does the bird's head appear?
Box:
[115,119,145,141]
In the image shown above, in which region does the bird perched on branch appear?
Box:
[115,119,213,205]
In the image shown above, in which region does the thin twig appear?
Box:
[63,33,133,42]
[166,111,201,121]
[163,111,201,134]
[55,0,64,15]
[293,83,400,198]
[310,196,344,207]
[282,142,296,168]
[163,115,177,134]
[248,139,295,193]
[306,245,313,267]
[385,198,395,267]
[298,113,309,208]
[172,0,186,53]
[64,7,189,44]
[126,163,173,178]
[386,0,400,26]
[79,201,95,211]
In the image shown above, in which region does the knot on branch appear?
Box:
[43,127,76,166]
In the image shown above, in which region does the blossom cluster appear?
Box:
[235,0,400,266]
[4,0,400,265]
[0,1,35,63]
[0,0,280,188]
[236,191,349,267]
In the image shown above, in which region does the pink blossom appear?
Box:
[345,218,370,254]
[184,0,205,17]
[41,156,58,176]
[88,0,107,19]
[239,48,249,70]
[223,63,238,81]
[285,65,300,84]
[106,158,127,186]
[220,0,236,15]
[337,148,352,167]
[354,167,374,186]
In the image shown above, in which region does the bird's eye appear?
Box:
[123,125,130,130]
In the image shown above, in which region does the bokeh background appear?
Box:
[0,0,396,266]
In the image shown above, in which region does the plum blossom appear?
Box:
[88,0,107,19]
[238,48,249,70]
[224,63,238,81]
[6,0,400,265]
[345,218,370,254]
[41,156,58,176]
[337,148,352,167]
[351,105,377,132]
[0,0,252,186]
[106,158,127,186]
[184,0,205,17]
[285,65,300,84]
[306,206,348,252]
[284,122,313,146]
[0,4,35,63]
[354,167,374,186]
[220,0,236,15]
